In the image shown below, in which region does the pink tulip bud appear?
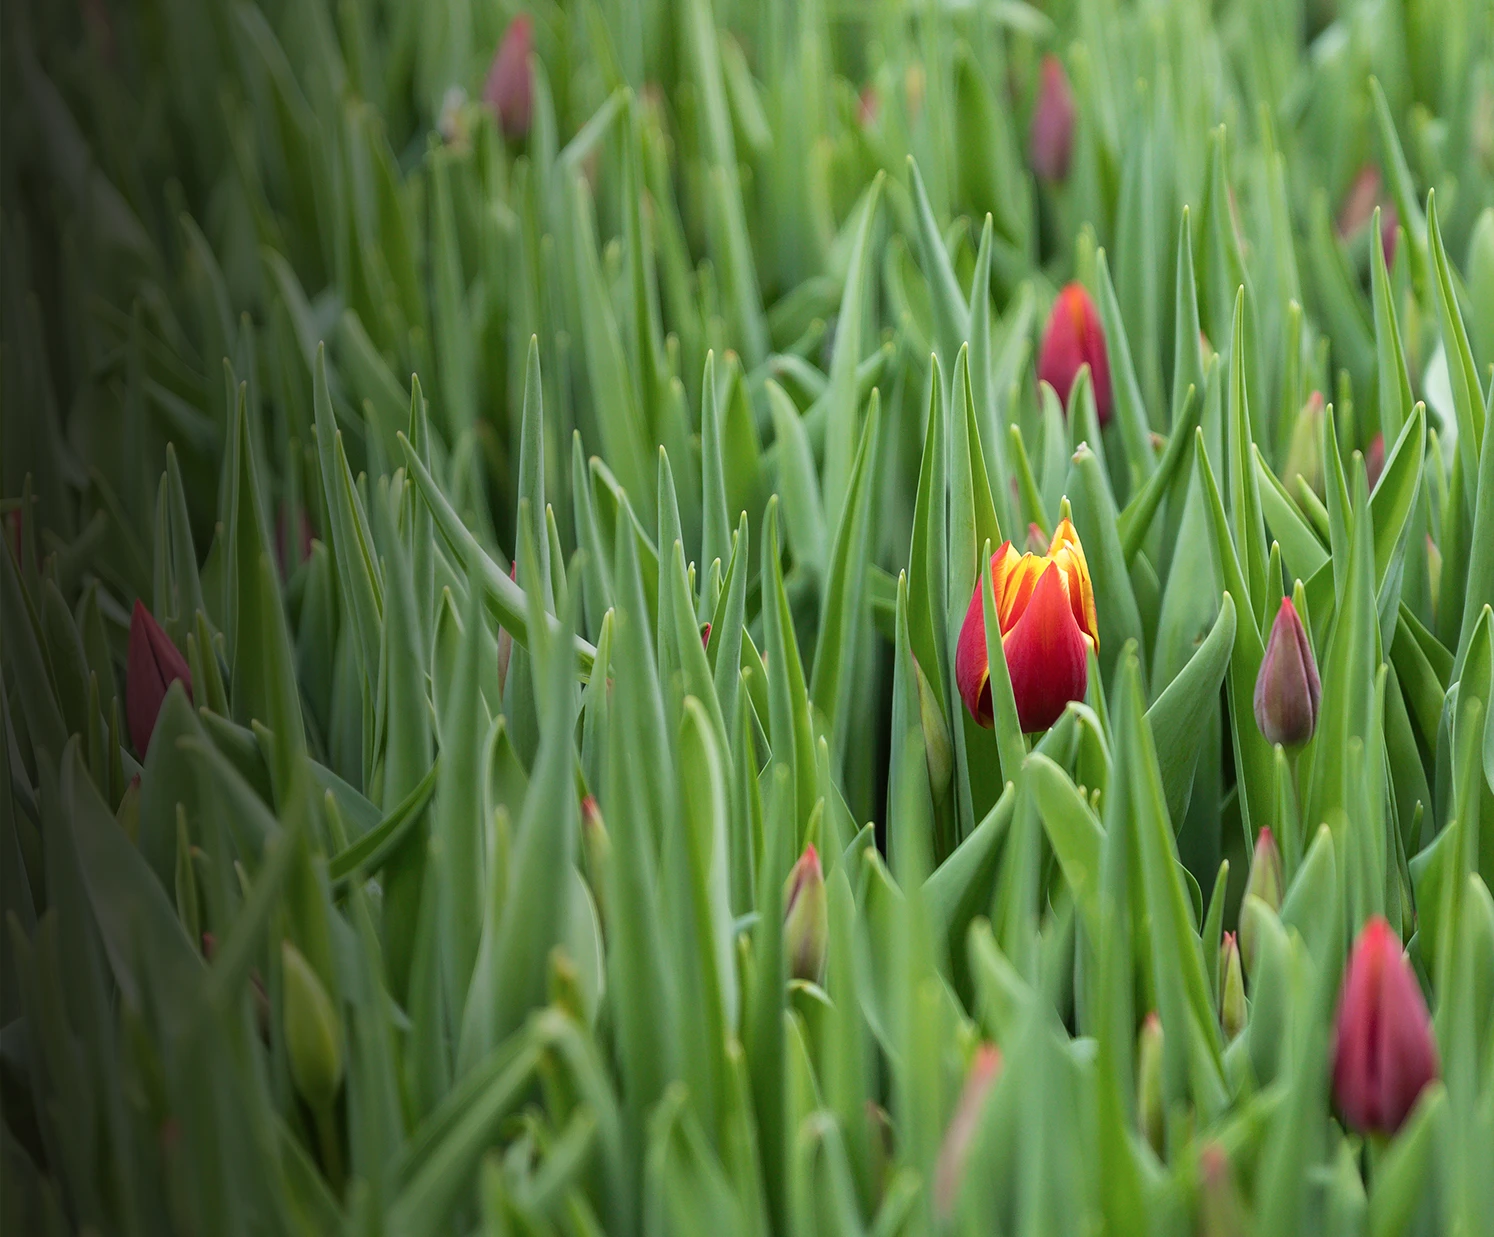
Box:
[934,1043,1002,1217]
[483,15,534,140]
[1379,204,1399,271]
[858,84,880,129]
[1338,165,1383,238]
[1037,283,1113,425]
[1029,55,1075,182]
[1253,598,1321,748]
[1197,1142,1247,1237]
[783,844,827,983]
[1332,916,1439,1136]
[127,601,192,758]
[1365,433,1386,491]
[700,622,712,649]
[1137,1012,1165,1155]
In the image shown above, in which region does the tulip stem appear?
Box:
[313,1102,344,1197]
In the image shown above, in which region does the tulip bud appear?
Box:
[1337,165,1382,238]
[580,794,611,930]
[1332,916,1439,1136]
[483,15,534,140]
[1137,1012,1165,1156]
[934,1042,1002,1217]
[1219,931,1246,1041]
[700,621,712,649]
[281,941,343,1112]
[858,84,880,129]
[1284,390,1325,495]
[1037,283,1113,425]
[912,653,952,801]
[1029,55,1076,182]
[1024,522,1049,555]
[116,774,141,843]
[1238,827,1283,976]
[127,600,192,758]
[1365,433,1386,491]
[1379,204,1399,270]
[783,844,827,983]
[1197,1142,1247,1237]
[1253,598,1320,748]
[497,560,517,698]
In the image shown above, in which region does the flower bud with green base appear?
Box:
[1238,827,1282,976]
[1253,598,1320,748]
[782,844,827,984]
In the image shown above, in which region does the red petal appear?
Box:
[956,583,992,727]
[1001,563,1089,733]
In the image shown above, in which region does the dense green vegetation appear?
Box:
[2,0,1493,1233]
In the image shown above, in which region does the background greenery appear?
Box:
[2,0,1493,1232]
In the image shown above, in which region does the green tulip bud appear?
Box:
[1137,1012,1165,1156]
[281,940,343,1112]
[783,845,827,983]
[1219,932,1246,1041]
[1239,828,1283,975]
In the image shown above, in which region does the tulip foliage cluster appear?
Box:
[4,0,1494,1233]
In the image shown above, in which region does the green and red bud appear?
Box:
[1239,827,1283,975]
[1137,1012,1164,1156]
[782,844,827,983]
[1254,598,1320,748]
[1332,916,1439,1136]
[934,1042,1002,1217]
[1219,931,1246,1041]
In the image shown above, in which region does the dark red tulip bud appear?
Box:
[1029,55,1075,182]
[934,1043,1002,1217]
[1332,916,1439,1136]
[1037,283,1113,425]
[1365,433,1386,491]
[1253,598,1321,748]
[783,844,827,983]
[483,15,534,140]
[127,601,192,758]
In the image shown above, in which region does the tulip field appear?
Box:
[5,0,1494,1232]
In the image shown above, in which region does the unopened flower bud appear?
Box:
[483,15,534,140]
[1284,391,1326,495]
[783,844,827,983]
[1137,1012,1165,1156]
[127,601,192,758]
[281,941,343,1112]
[580,794,611,930]
[1219,931,1246,1041]
[1029,55,1076,182]
[1365,433,1386,491]
[1037,283,1113,424]
[1197,1142,1247,1237]
[1239,828,1283,975]
[934,1042,1002,1217]
[1253,599,1320,748]
[1332,916,1439,1136]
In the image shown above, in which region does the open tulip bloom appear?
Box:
[956,518,1098,734]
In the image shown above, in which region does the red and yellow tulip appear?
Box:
[955,519,1098,734]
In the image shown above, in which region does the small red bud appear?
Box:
[1029,55,1076,182]
[127,601,192,758]
[483,15,534,140]
[1365,433,1386,491]
[1332,916,1439,1136]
